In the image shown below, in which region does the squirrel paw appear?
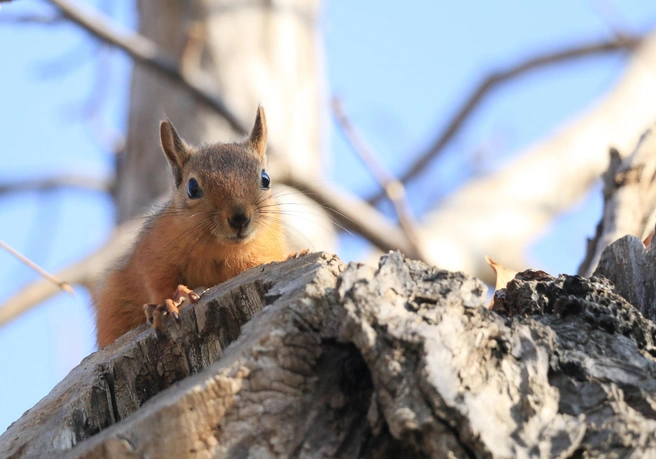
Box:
[143,299,180,334]
[285,249,310,260]
[170,284,200,305]
[142,284,200,335]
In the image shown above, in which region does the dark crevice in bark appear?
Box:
[106,368,120,424]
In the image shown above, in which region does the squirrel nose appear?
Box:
[228,212,251,230]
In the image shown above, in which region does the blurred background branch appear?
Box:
[48,0,247,133]
[0,175,112,195]
[332,97,426,262]
[368,35,643,205]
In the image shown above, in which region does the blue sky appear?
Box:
[1,0,655,434]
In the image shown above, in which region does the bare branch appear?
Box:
[0,175,112,195]
[282,176,416,257]
[592,0,634,42]
[331,97,425,261]
[0,13,65,24]
[368,35,643,205]
[47,0,248,134]
[0,240,74,296]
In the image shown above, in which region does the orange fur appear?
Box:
[94,107,287,347]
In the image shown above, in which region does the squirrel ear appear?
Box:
[160,120,191,187]
[248,106,267,159]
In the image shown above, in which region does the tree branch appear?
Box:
[0,175,112,195]
[44,1,416,266]
[331,97,425,261]
[0,240,73,296]
[368,35,643,205]
[282,176,417,259]
[0,13,65,24]
[47,0,247,134]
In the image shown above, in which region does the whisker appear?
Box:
[255,216,307,252]
[260,208,353,236]
[265,196,359,227]
[159,217,213,255]
[252,219,286,253]
[261,210,345,236]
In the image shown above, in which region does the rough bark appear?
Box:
[0,253,346,458]
[593,235,656,323]
[491,270,656,458]
[4,251,656,458]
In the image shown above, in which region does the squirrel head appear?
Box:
[159,107,276,244]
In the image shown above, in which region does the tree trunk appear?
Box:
[3,249,656,458]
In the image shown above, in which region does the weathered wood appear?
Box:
[593,235,656,322]
[4,252,656,458]
[0,253,343,458]
[578,123,656,277]
[492,270,656,458]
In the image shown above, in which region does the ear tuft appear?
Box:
[249,106,268,159]
[160,120,191,187]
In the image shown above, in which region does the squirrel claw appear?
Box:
[143,299,180,333]
[285,249,309,260]
[142,284,200,335]
[170,284,200,305]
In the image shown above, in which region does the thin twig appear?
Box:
[331,97,425,261]
[367,35,643,204]
[0,13,65,24]
[0,240,74,296]
[0,220,141,328]
[593,0,634,42]
[47,0,247,134]
[0,175,112,194]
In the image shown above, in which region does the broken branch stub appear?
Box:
[579,123,656,277]
[2,252,656,458]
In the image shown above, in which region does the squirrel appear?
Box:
[94,107,291,347]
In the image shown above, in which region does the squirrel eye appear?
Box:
[261,170,271,190]
[187,178,202,199]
